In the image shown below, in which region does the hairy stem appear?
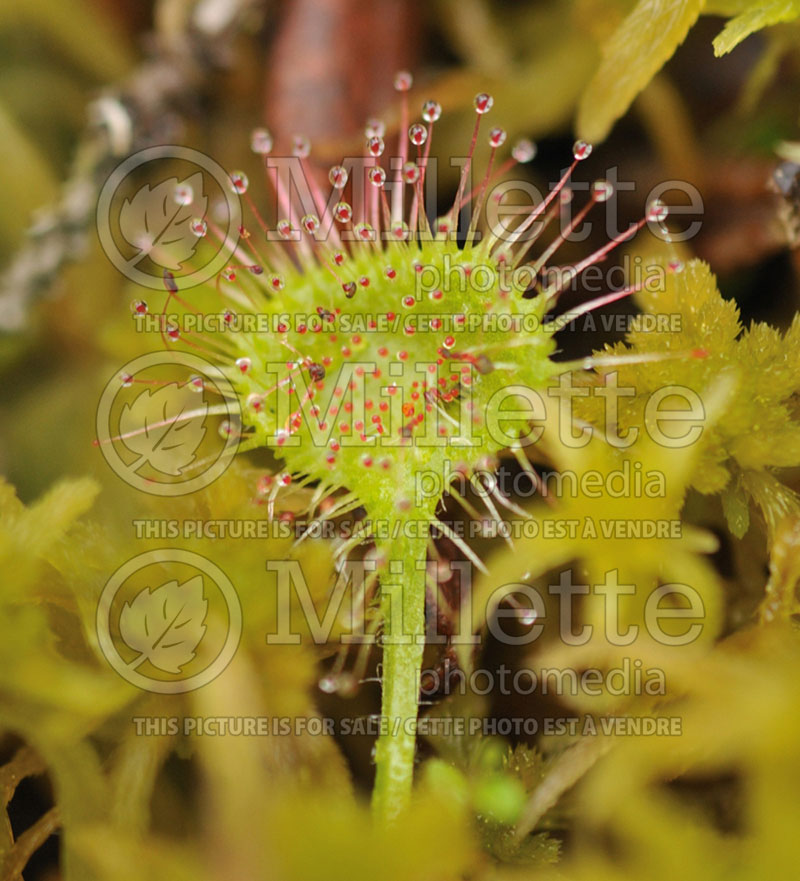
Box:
[371,513,429,823]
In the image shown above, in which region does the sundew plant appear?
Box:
[127,74,701,821]
[2,1,800,879]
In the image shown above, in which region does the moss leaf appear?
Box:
[577,0,705,143]
[712,0,800,55]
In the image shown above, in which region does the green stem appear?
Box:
[371,512,430,823]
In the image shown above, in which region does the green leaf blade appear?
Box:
[577,0,705,143]
[713,0,800,55]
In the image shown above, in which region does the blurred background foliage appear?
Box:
[2,0,800,879]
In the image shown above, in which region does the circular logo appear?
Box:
[96,145,242,289]
[97,548,242,693]
[96,351,241,496]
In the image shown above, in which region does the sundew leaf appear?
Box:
[712,0,800,55]
[577,0,705,143]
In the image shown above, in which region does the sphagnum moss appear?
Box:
[124,72,694,822]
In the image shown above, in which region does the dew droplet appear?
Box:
[257,474,274,495]
[277,219,294,239]
[250,127,273,154]
[488,127,507,148]
[573,140,593,161]
[365,118,386,138]
[189,374,204,392]
[190,218,208,237]
[369,166,387,187]
[517,607,538,626]
[334,201,353,223]
[367,136,385,158]
[394,70,413,91]
[512,139,536,163]
[391,221,409,241]
[422,100,442,123]
[222,267,236,282]
[342,281,356,298]
[229,172,249,194]
[166,325,180,340]
[174,183,194,206]
[219,420,234,439]
[329,165,348,189]
[385,266,397,279]
[120,372,134,387]
[270,274,285,291]
[247,393,263,411]
[402,162,420,184]
[235,356,251,374]
[302,213,320,234]
[592,179,614,202]
[408,123,427,146]
[667,258,684,273]
[474,92,494,114]
[646,199,669,223]
[318,674,338,694]
[131,299,148,314]
[292,135,311,158]
[354,222,375,241]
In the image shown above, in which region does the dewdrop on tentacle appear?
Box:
[174,183,194,206]
[250,127,274,155]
